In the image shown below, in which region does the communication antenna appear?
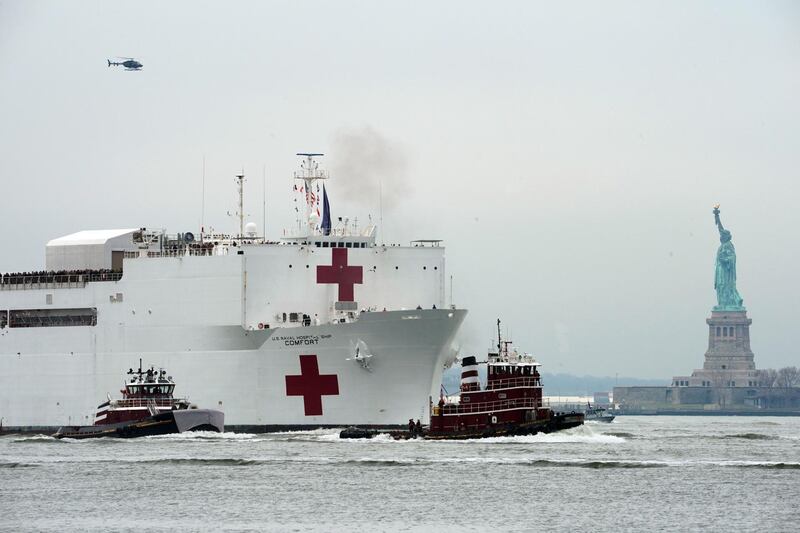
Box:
[201,155,206,243]
[379,178,384,244]
[262,164,266,240]
[235,170,245,238]
[293,153,327,236]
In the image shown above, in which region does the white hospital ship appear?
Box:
[0,154,466,431]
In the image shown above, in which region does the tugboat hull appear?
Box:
[340,412,585,440]
[424,412,584,440]
[53,409,224,439]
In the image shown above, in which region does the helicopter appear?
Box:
[107,57,143,71]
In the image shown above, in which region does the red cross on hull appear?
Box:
[316,248,363,302]
[285,354,340,416]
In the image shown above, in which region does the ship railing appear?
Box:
[485,377,542,390]
[0,271,123,290]
[111,398,177,408]
[432,397,547,416]
[123,247,226,259]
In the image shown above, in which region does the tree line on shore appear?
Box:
[756,367,800,388]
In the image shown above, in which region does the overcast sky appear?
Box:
[1,1,798,378]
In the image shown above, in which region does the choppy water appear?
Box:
[1,416,799,532]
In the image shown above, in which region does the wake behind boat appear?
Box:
[53,361,223,439]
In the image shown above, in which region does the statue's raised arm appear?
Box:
[713,204,725,234]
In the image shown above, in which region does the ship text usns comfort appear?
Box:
[0,154,466,432]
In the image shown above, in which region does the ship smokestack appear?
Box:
[460,356,480,392]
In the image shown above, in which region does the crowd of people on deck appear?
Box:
[0,268,120,286]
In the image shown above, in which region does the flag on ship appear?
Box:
[321,184,331,236]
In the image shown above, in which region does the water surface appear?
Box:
[1,416,799,532]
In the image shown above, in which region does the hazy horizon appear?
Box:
[1,1,798,378]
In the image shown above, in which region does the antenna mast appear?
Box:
[294,153,326,237]
[262,165,266,240]
[201,155,206,243]
[379,178,384,244]
[235,170,245,238]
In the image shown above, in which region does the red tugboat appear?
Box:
[426,320,583,440]
[53,361,224,439]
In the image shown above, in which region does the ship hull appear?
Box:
[0,309,466,431]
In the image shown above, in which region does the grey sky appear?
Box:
[1,1,798,378]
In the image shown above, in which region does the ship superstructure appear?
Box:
[0,154,466,430]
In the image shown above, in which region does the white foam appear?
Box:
[144,431,260,441]
[435,425,626,445]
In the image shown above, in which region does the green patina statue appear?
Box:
[713,205,744,310]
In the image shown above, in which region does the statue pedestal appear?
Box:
[702,310,755,372]
[677,310,758,388]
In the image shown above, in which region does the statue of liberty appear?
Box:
[713,205,744,310]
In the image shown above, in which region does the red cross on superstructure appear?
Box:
[285,354,340,416]
[316,248,363,302]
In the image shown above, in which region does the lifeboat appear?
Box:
[53,360,224,439]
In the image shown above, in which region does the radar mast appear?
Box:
[293,153,328,236]
[235,171,245,238]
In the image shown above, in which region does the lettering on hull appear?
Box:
[272,334,331,347]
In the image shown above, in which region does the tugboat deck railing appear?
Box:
[485,377,541,390]
[111,398,181,409]
[433,397,549,416]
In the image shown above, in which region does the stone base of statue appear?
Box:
[674,309,758,388]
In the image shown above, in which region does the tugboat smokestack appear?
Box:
[460,356,480,392]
